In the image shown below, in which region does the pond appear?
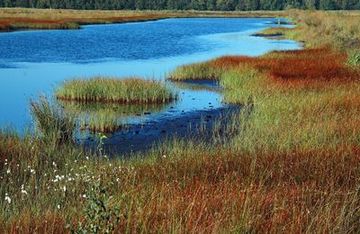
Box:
[0,17,300,152]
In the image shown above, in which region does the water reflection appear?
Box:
[60,101,172,133]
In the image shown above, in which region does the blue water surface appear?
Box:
[0,18,300,131]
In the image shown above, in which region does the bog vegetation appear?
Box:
[0,10,360,233]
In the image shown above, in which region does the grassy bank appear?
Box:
[56,77,176,104]
[0,10,360,233]
[0,8,284,32]
[251,10,360,51]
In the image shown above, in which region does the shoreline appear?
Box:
[0,8,286,32]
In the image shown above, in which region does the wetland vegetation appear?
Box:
[0,9,360,233]
[56,77,176,104]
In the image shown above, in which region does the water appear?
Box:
[0,18,300,131]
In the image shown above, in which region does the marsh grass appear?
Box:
[169,48,360,152]
[1,10,360,233]
[347,49,360,67]
[30,96,75,146]
[287,10,360,50]
[56,77,177,104]
[0,132,359,233]
[168,62,223,81]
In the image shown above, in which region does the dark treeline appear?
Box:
[0,0,359,10]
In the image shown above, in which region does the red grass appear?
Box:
[0,14,167,31]
[210,48,359,87]
[106,147,360,233]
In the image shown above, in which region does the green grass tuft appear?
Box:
[56,77,177,104]
[30,96,75,146]
[168,62,222,81]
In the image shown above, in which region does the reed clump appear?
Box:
[30,96,75,145]
[56,77,177,104]
[168,62,223,81]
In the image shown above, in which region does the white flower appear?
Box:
[30,169,35,174]
[82,194,87,198]
[21,184,28,195]
[4,194,11,204]
[6,169,10,174]
[57,204,61,209]
[162,155,167,158]
[62,186,67,192]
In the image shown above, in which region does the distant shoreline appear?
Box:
[0,8,286,32]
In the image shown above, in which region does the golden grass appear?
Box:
[285,10,360,50]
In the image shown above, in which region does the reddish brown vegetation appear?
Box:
[211,48,359,87]
[3,212,67,234]
[0,14,165,31]
[108,148,360,233]
[0,18,72,30]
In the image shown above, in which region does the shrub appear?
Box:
[74,181,120,234]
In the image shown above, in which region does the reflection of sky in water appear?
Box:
[0,18,301,131]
